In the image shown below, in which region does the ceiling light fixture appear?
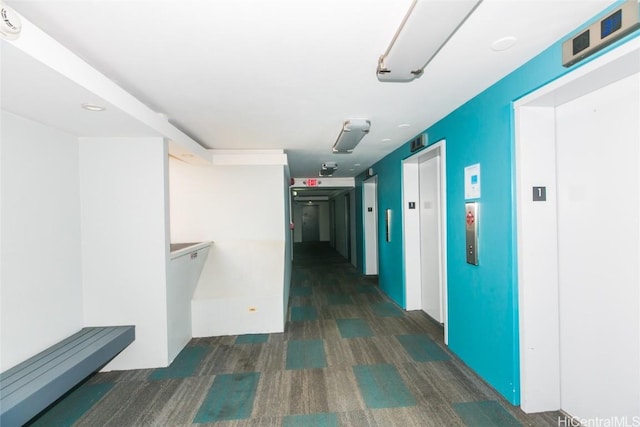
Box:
[491,36,517,51]
[332,119,371,154]
[81,103,106,112]
[377,0,481,82]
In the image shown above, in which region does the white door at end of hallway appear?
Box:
[419,152,443,322]
[302,204,320,242]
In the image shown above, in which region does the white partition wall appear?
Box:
[0,112,84,371]
[80,137,170,370]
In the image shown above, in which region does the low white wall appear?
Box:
[0,112,84,371]
[80,137,169,370]
[192,241,285,336]
[167,245,210,361]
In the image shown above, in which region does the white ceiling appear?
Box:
[2,0,615,178]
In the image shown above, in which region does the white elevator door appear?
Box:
[419,152,442,322]
[556,72,640,419]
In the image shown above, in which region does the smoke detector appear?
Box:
[0,2,21,40]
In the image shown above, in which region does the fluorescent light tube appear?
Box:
[377,0,481,82]
[332,119,371,153]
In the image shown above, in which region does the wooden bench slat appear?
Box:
[1,327,129,396]
[0,325,134,427]
[1,327,114,393]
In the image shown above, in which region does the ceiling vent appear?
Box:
[332,119,371,154]
[319,162,338,176]
[377,0,480,82]
[0,2,21,40]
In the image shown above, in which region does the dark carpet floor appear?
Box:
[28,242,563,426]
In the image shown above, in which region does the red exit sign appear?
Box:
[306,179,318,187]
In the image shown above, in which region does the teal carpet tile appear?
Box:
[149,346,208,380]
[396,334,450,362]
[336,318,373,339]
[290,306,318,321]
[235,333,269,344]
[292,271,309,285]
[371,302,404,317]
[286,339,327,370]
[453,400,522,426]
[326,294,353,305]
[353,363,417,409]
[30,382,113,427]
[193,372,260,423]
[290,286,313,297]
[356,284,378,294]
[283,413,339,427]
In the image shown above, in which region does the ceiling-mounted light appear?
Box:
[81,103,106,112]
[332,119,371,154]
[491,36,517,52]
[377,0,481,82]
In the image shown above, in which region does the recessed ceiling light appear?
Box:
[491,36,517,52]
[382,138,392,143]
[349,168,355,171]
[81,103,105,112]
[398,123,411,128]
[354,163,361,166]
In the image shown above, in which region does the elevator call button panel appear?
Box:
[465,202,479,265]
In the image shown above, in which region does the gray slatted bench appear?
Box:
[0,325,135,427]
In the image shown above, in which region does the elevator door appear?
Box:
[556,72,639,419]
[419,150,443,322]
[302,205,320,242]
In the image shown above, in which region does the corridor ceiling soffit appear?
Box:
[4,0,616,176]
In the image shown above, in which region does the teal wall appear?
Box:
[356,3,638,405]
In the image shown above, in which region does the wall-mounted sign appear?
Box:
[409,134,426,152]
[464,163,481,200]
[533,186,546,201]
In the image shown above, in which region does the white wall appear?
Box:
[282,172,292,323]
[334,195,349,259]
[319,202,330,241]
[349,190,357,268]
[1,111,83,371]
[80,137,170,370]
[169,157,290,336]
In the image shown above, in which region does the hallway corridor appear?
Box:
[28,243,562,426]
